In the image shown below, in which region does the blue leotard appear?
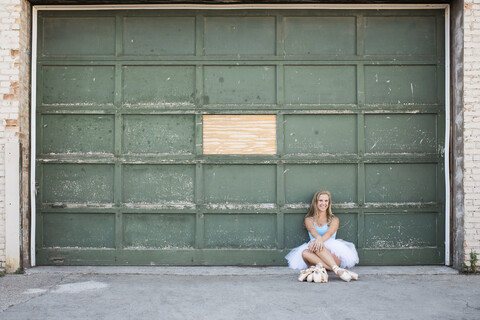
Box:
[308,218,337,241]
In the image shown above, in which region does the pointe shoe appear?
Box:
[306,273,314,282]
[333,266,352,282]
[298,266,316,282]
[298,269,309,282]
[313,265,328,283]
[298,268,314,282]
[319,267,329,283]
[313,266,322,283]
[346,270,359,281]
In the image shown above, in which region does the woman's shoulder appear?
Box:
[330,216,340,224]
[304,216,314,223]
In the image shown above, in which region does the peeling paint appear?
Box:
[123,102,194,108]
[364,202,437,208]
[206,203,276,210]
[123,202,196,210]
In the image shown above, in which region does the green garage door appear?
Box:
[35,9,445,265]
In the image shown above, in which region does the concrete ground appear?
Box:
[0,266,479,320]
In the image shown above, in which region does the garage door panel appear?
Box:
[284,114,357,154]
[364,212,438,248]
[285,66,357,104]
[336,213,358,246]
[41,16,115,56]
[123,165,195,205]
[41,66,115,106]
[204,66,276,105]
[123,115,195,155]
[41,114,115,154]
[284,213,310,248]
[364,16,437,55]
[365,65,437,105]
[42,213,115,248]
[360,247,443,265]
[123,213,195,248]
[123,66,196,106]
[204,214,276,249]
[123,17,196,56]
[204,165,276,204]
[284,164,357,204]
[284,16,356,55]
[365,163,437,203]
[43,164,115,204]
[365,114,437,153]
[204,17,276,55]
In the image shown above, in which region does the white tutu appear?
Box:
[285,238,359,270]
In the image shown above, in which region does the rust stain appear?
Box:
[3,94,17,100]
[11,49,20,58]
[6,119,18,130]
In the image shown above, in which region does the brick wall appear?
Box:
[0,0,29,271]
[464,0,480,270]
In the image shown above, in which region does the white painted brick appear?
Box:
[465,222,475,229]
[464,7,480,267]
[0,0,25,268]
[0,69,19,76]
[465,233,476,239]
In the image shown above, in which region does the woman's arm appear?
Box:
[305,217,340,252]
[322,217,339,241]
[305,218,323,252]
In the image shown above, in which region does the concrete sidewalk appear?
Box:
[1,266,479,320]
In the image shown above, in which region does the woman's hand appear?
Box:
[308,238,324,252]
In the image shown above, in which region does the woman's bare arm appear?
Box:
[305,216,340,252]
[322,217,339,241]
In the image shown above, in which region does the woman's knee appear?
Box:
[302,249,313,260]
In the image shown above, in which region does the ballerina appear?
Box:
[285,190,359,282]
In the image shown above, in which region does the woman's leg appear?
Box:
[301,249,327,267]
[314,249,351,281]
[314,249,341,271]
[303,249,351,281]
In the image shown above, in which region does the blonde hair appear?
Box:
[305,190,334,224]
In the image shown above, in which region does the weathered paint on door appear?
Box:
[36,9,445,265]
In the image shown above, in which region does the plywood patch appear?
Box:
[203,115,276,154]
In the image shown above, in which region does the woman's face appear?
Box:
[316,194,330,212]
